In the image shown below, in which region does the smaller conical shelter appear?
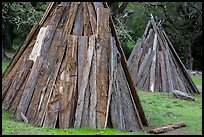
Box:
[127,15,200,94]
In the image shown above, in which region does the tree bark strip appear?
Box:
[34,31,68,127]
[83,2,92,36]
[74,36,95,128]
[2,59,33,111]
[57,35,78,129]
[127,39,143,83]
[88,38,97,128]
[95,7,110,128]
[72,3,83,36]
[16,56,43,120]
[149,33,157,92]
[87,3,97,35]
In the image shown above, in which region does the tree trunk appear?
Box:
[2,47,9,60]
[2,21,15,51]
[185,42,193,70]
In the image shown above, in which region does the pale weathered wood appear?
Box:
[110,40,144,131]
[148,122,186,134]
[34,31,68,127]
[88,36,97,128]
[25,29,64,123]
[149,33,158,92]
[74,36,94,128]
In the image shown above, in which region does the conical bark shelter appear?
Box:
[127,15,200,94]
[2,2,148,131]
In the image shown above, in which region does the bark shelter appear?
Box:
[127,15,199,94]
[2,2,148,132]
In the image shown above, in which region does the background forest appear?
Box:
[2,2,202,70]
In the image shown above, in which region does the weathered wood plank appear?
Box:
[110,41,144,131]
[158,52,167,92]
[25,29,63,123]
[127,39,143,83]
[88,36,97,128]
[72,3,83,36]
[2,59,33,111]
[74,36,94,128]
[149,33,158,92]
[64,2,79,35]
[95,7,110,128]
[43,86,60,128]
[162,30,199,94]
[148,122,186,134]
[2,39,36,100]
[16,56,43,120]
[83,2,92,36]
[58,35,78,129]
[87,3,97,35]
[34,31,68,127]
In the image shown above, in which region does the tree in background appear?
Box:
[2,2,48,53]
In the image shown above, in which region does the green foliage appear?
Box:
[2,2,49,49]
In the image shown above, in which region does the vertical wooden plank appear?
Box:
[87,3,97,35]
[34,32,68,127]
[88,36,97,128]
[127,39,143,84]
[74,36,94,128]
[149,33,158,92]
[83,2,92,36]
[16,56,43,120]
[157,51,167,92]
[57,35,78,129]
[72,2,84,35]
[43,86,60,128]
[64,2,79,35]
[25,29,63,123]
[164,48,173,92]
[110,38,144,131]
[95,7,110,128]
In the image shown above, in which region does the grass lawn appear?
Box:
[2,51,202,135]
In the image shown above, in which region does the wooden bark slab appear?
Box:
[95,7,110,128]
[148,122,186,134]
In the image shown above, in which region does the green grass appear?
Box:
[2,59,11,74]
[2,112,148,135]
[138,91,202,135]
[191,75,202,85]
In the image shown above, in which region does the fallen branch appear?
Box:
[148,122,186,134]
[172,90,195,101]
